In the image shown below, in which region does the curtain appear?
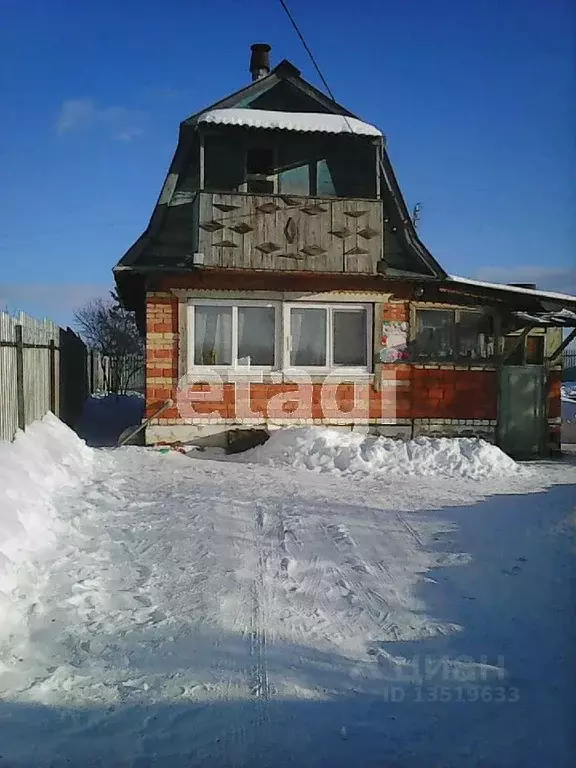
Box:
[333,310,367,366]
[290,308,327,366]
[194,307,232,365]
[238,307,275,366]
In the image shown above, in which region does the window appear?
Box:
[279,163,311,196]
[246,148,274,175]
[194,306,233,365]
[526,335,545,365]
[286,304,370,370]
[190,301,279,368]
[290,308,327,366]
[246,147,276,194]
[238,306,276,365]
[413,308,494,362]
[503,333,545,365]
[188,300,372,373]
[316,159,336,197]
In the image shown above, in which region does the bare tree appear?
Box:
[75,291,144,395]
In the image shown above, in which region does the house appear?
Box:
[114,43,576,458]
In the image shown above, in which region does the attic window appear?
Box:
[247,148,274,175]
[246,147,276,194]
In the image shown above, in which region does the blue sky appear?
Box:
[0,0,574,327]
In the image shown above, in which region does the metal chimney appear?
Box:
[250,43,271,81]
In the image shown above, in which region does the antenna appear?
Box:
[412,202,422,229]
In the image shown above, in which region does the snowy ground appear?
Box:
[0,418,574,767]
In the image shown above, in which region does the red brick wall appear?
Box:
[145,293,179,418]
[411,368,497,420]
[145,293,500,429]
[378,300,497,420]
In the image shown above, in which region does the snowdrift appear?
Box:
[0,413,93,589]
[239,427,521,480]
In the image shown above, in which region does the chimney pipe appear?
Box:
[250,43,271,81]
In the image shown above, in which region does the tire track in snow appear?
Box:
[248,503,270,702]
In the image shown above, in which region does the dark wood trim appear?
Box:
[502,327,532,364]
[15,325,25,431]
[0,340,60,350]
[49,339,57,414]
[153,269,421,297]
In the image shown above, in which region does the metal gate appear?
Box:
[498,366,547,458]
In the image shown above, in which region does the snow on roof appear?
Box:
[197,108,382,137]
[448,274,576,304]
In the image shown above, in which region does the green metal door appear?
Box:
[498,366,546,458]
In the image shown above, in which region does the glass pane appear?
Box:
[194,306,232,365]
[414,310,454,360]
[279,164,310,195]
[247,178,275,194]
[503,336,524,366]
[238,307,276,366]
[317,159,336,197]
[333,310,367,366]
[526,336,544,364]
[246,148,274,175]
[290,308,327,366]
[456,311,494,360]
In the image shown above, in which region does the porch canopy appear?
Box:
[197,108,382,137]
[443,275,576,362]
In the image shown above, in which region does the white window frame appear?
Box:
[187,299,373,375]
[283,303,372,374]
[188,299,281,371]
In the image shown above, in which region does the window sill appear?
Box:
[409,361,497,369]
[185,367,374,383]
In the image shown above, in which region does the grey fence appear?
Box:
[91,352,145,395]
[0,310,144,442]
[564,349,576,381]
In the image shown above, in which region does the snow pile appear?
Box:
[0,413,93,591]
[239,427,522,480]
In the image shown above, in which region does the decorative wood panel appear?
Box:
[196,192,382,274]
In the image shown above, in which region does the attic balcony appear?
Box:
[190,190,383,274]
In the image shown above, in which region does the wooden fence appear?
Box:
[0,311,143,442]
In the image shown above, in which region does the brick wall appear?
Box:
[145,292,179,418]
[377,300,497,421]
[144,292,551,440]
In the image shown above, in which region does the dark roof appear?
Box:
[182,60,356,124]
[114,55,446,282]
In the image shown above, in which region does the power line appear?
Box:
[276,0,369,139]
[277,0,416,231]
[277,0,339,104]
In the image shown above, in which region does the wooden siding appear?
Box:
[195,192,383,274]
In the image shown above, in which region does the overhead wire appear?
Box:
[276,0,413,231]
